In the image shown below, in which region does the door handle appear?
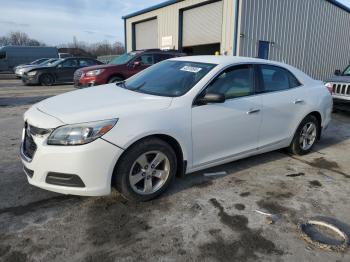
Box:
[293,99,304,104]
[247,109,260,114]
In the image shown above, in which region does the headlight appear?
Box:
[47,119,118,145]
[85,69,105,77]
[325,82,333,94]
[27,71,37,76]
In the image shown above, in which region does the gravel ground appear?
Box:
[0,79,350,262]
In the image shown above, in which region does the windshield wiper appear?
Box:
[130,81,146,90]
[115,80,126,88]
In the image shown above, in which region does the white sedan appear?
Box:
[20,56,332,201]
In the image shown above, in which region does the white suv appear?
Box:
[20,56,332,201]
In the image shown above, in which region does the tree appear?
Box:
[58,37,125,57]
[0,31,45,46]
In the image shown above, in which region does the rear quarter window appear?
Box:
[259,64,301,93]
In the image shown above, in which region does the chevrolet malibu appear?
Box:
[20,56,332,201]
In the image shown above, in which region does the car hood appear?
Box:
[21,65,45,72]
[326,75,350,83]
[35,84,173,125]
[26,66,53,72]
[80,63,121,72]
[16,64,33,70]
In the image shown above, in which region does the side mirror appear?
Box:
[132,61,141,68]
[334,69,341,76]
[196,92,226,105]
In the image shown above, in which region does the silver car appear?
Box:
[15,58,58,78]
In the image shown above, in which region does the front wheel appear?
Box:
[108,76,123,83]
[39,74,54,86]
[289,115,319,155]
[115,138,177,201]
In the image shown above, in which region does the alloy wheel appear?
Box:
[299,122,317,151]
[129,151,170,195]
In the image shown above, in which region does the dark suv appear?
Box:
[74,49,186,88]
[325,64,350,108]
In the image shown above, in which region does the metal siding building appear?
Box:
[123,0,350,80]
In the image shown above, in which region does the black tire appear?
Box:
[108,76,123,83]
[288,115,320,155]
[115,138,177,201]
[39,74,54,86]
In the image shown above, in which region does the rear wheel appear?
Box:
[108,76,123,83]
[39,74,54,86]
[289,115,319,155]
[115,138,177,201]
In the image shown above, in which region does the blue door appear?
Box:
[258,41,269,59]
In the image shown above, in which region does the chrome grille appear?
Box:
[332,83,350,96]
[23,123,37,160]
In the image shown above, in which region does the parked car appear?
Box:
[74,49,186,88]
[325,65,350,109]
[20,56,332,201]
[0,46,58,72]
[15,58,59,78]
[22,57,103,86]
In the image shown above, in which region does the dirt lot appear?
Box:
[1,79,350,262]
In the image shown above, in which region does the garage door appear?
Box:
[135,19,158,50]
[182,1,223,47]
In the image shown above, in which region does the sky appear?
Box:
[0,0,349,46]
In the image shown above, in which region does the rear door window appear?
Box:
[259,65,301,93]
[79,59,96,67]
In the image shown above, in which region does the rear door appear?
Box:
[55,59,79,82]
[257,64,306,148]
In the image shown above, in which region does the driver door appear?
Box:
[55,59,79,82]
[191,64,262,168]
[127,54,155,77]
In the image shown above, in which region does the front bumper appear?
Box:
[20,133,123,196]
[333,96,350,105]
[15,70,24,78]
[22,74,40,85]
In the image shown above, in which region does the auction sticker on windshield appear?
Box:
[180,66,202,73]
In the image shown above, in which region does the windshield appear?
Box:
[31,58,48,65]
[109,52,137,65]
[121,60,216,97]
[41,58,58,66]
[344,65,350,76]
[50,59,64,66]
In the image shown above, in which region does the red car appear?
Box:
[74,49,185,88]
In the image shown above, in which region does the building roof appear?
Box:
[122,0,349,19]
[122,0,181,19]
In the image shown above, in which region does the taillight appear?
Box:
[325,83,333,94]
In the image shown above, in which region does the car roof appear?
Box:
[171,55,284,65]
[63,57,96,60]
[135,49,184,54]
[171,55,315,82]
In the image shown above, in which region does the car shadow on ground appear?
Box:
[163,150,289,199]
